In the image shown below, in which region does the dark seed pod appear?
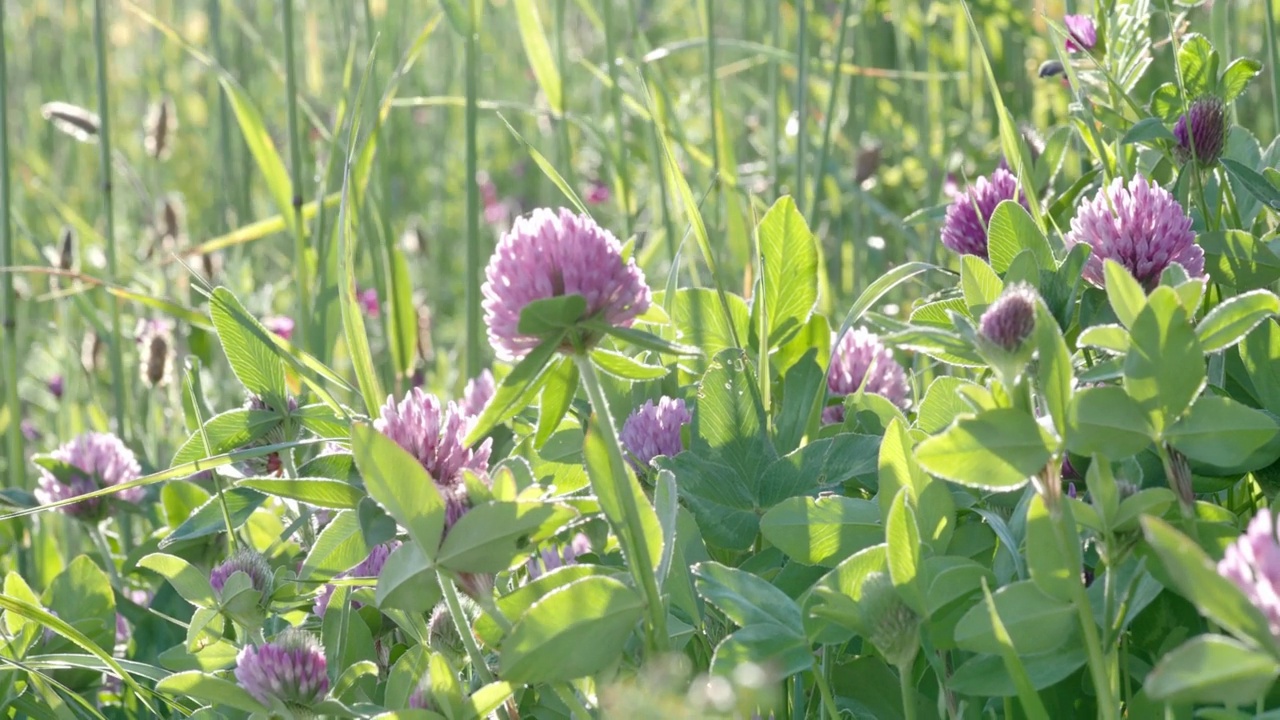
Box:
[854,140,883,185]
[400,218,426,257]
[41,102,100,142]
[143,97,178,161]
[145,194,186,260]
[200,251,222,283]
[1038,60,1065,78]
[57,226,75,272]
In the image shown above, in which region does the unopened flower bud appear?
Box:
[978,284,1039,353]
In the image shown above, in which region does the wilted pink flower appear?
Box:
[114,612,129,645]
[47,375,64,399]
[461,369,495,419]
[35,432,142,521]
[940,169,1025,258]
[1219,511,1280,640]
[824,328,910,424]
[235,628,329,711]
[942,173,961,200]
[978,284,1039,352]
[584,180,611,205]
[210,548,274,598]
[478,171,510,226]
[314,541,399,617]
[357,287,380,317]
[114,588,151,645]
[619,397,691,471]
[376,389,492,526]
[1064,175,1203,289]
[238,394,299,477]
[528,533,591,580]
[1174,96,1228,166]
[410,679,435,711]
[1064,15,1097,53]
[263,315,294,341]
[481,208,651,362]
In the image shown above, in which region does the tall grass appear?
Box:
[92,0,127,441]
[0,3,21,493]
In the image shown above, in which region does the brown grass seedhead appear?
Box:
[57,226,76,272]
[81,331,104,374]
[143,97,178,161]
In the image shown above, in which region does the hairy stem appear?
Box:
[574,354,667,653]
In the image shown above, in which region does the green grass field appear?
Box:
[5,1,1280,717]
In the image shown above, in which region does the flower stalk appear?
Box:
[574,354,667,653]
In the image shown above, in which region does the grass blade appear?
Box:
[338,43,386,417]
[514,0,562,115]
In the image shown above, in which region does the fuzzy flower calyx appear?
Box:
[210,548,274,600]
[1174,96,1228,166]
[860,571,921,669]
[978,283,1039,353]
[235,628,329,712]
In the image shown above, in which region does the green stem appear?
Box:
[1266,0,1280,139]
[553,684,595,719]
[554,0,575,191]
[87,524,121,588]
[439,572,513,720]
[812,660,841,720]
[808,0,854,222]
[464,2,482,378]
[209,0,233,239]
[1058,517,1118,720]
[0,2,21,496]
[794,0,809,212]
[439,573,491,683]
[625,0,676,262]
[93,0,127,441]
[898,662,917,720]
[768,0,781,195]
[573,355,667,652]
[600,0,633,239]
[704,0,721,233]
[282,0,310,354]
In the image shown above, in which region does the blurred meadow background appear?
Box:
[1,0,1277,584]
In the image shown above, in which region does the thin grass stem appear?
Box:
[464,1,482,378]
[93,0,128,441]
[0,2,21,494]
[283,0,312,354]
[601,0,634,240]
